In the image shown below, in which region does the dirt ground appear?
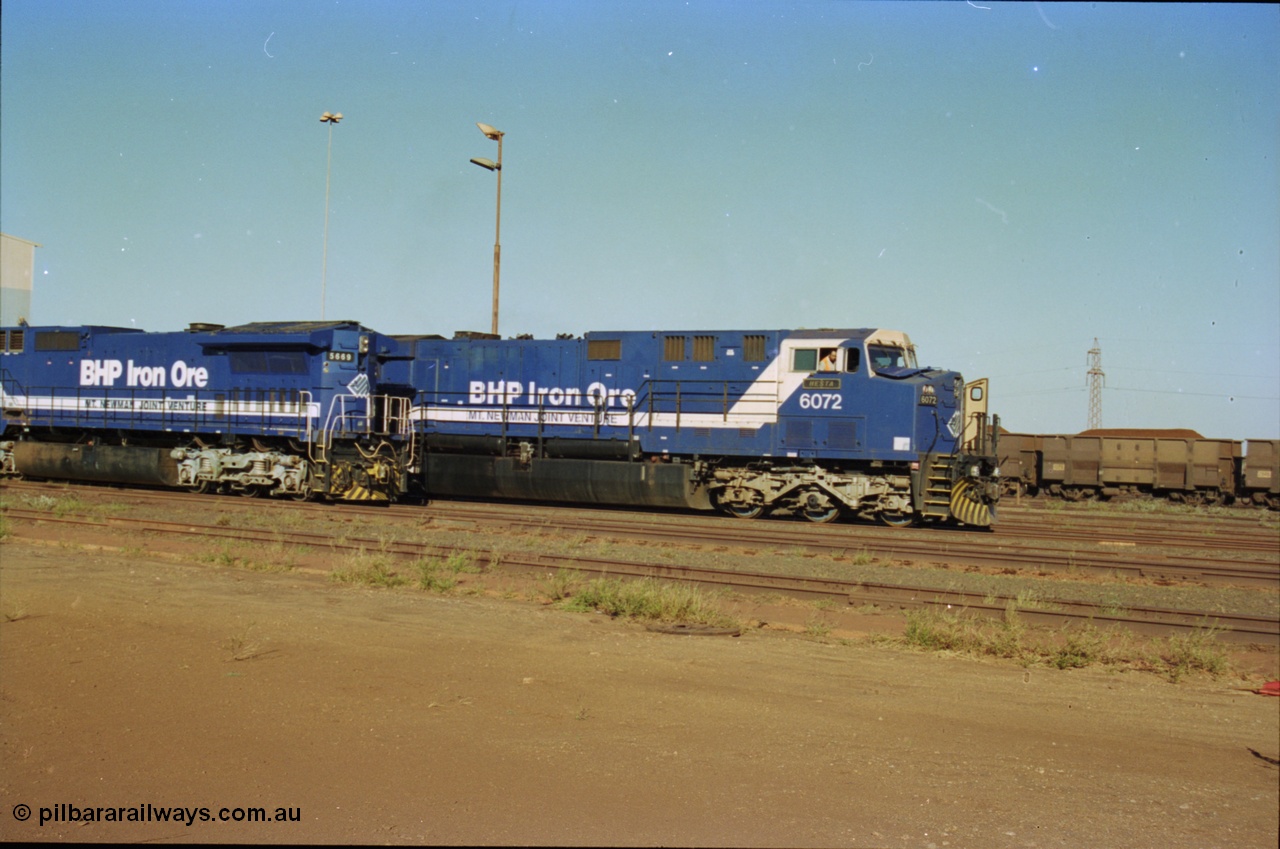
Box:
[1,540,1277,848]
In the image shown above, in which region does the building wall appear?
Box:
[0,233,39,325]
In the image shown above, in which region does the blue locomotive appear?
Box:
[0,321,412,500]
[384,327,1000,526]
[1,321,999,526]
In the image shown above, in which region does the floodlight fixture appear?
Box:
[471,121,505,336]
[319,110,344,319]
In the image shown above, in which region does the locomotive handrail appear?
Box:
[317,393,413,463]
[0,367,26,399]
[961,412,1000,459]
[628,378,780,432]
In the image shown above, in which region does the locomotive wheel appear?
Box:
[802,505,841,523]
[713,490,765,520]
[799,491,840,523]
[878,510,917,528]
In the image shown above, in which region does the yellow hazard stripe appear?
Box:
[950,479,993,527]
[335,484,390,502]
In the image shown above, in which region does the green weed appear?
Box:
[904,607,1029,662]
[1050,624,1109,669]
[21,494,61,512]
[412,550,483,592]
[561,577,737,628]
[902,608,1233,681]
[414,558,457,592]
[849,548,875,567]
[196,541,238,568]
[540,568,581,601]
[331,553,406,588]
[804,616,833,638]
[1162,625,1229,681]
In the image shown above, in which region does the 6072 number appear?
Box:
[798,392,842,410]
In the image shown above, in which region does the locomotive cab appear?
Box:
[769,329,998,526]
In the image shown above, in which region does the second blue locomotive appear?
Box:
[0,321,411,500]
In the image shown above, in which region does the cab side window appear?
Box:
[794,347,856,373]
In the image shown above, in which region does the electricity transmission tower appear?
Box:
[1086,338,1105,430]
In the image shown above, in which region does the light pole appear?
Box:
[319,111,343,321]
[470,122,504,336]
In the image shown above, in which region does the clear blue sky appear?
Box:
[2,1,1276,439]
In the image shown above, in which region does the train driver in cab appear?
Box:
[817,347,861,373]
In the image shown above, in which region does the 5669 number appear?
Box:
[798,392,843,410]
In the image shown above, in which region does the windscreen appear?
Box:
[868,344,916,370]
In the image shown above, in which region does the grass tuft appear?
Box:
[901,608,1233,681]
[539,568,581,601]
[561,577,737,628]
[412,550,483,592]
[1162,624,1229,681]
[1050,624,1110,669]
[413,558,456,592]
[804,616,833,638]
[330,553,407,588]
[222,623,271,661]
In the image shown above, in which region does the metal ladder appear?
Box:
[922,455,954,519]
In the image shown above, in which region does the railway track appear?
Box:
[404,501,1280,587]
[5,480,1278,588]
[3,494,1277,646]
[996,504,1280,553]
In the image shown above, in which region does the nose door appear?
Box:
[962,378,989,453]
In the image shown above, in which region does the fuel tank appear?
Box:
[13,442,180,487]
[423,455,712,510]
